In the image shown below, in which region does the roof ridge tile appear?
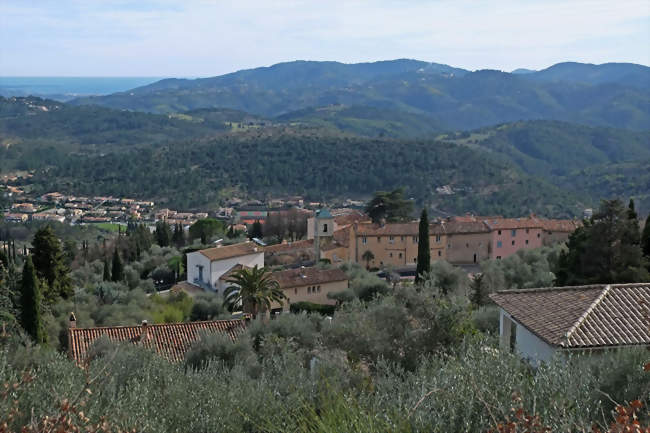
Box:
[561,285,611,347]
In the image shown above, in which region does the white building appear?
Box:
[186,242,264,293]
[490,283,650,367]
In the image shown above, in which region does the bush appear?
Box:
[472,305,500,334]
[290,301,336,316]
[184,331,255,370]
[190,292,226,321]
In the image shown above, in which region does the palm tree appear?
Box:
[223,265,286,320]
[361,250,375,269]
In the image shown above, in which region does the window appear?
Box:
[362,237,367,244]
[389,236,394,244]
[377,237,381,243]
[414,258,417,262]
[197,265,204,282]
[496,256,502,260]
[498,230,502,235]
[435,235,441,242]
[448,243,451,249]
[294,288,297,295]
[511,229,516,237]
[323,223,328,233]
[511,240,515,246]
[497,241,502,248]
[307,287,311,293]
[398,252,402,258]
[438,250,441,257]
[537,233,541,238]
[401,236,405,242]
[413,236,418,243]
[525,239,529,245]
[466,243,469,248]
[317,286,321,293]
[525,228,529,234]
[389,252,393,258]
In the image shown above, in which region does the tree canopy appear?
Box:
[365,188,414,224]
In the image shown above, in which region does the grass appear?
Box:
[95,222,122,232]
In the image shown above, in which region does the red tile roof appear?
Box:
[68,319,247,364]
[272,267,348,289]
[264,239,314,253]
[490,283,650,348]
[538,219,582,232]
[199,242,261,261]
[482,217,543,230]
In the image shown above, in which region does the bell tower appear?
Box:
[313,208,334,262]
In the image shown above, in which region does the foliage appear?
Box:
[556,199,649,285]
[19,256,45,344]
[249,220,263,240]
[223,265,286,318]
[415,208,430,283]
[111,248,124,282]
[469,273,488,307]
[31,226,72,303]
[481,246,560,291]
[154,221,172,247]
[185,331,255,370]
[365,188,414,223]
[289,301,336,316]
[422,260,471,296]
[189,292,226,321]
[361,250,374,270]
[188,218,225,244]
[642,214,650,258]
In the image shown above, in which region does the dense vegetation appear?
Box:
[70,59,650,130]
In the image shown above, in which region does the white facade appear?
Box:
[186,250,264,294]
[499,310,557,367]
[307,216,336,239]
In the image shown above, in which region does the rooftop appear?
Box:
[272,267,348,289]
[490,283,650,349]
[68,319,247,364]
[199,242,261,261]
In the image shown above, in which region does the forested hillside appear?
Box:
[70,60,650,130]
[2,96,648,214]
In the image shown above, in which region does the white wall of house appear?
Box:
[499,310,557,367]
[186,251,264,293]
[187,251,211,288]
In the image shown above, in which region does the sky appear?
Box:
[1,0,649,77]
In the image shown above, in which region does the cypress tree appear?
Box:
[103,258,111,281]
[628,199,638,220]
[415,208,431,284]
[642,214,650,258]
[111,248,124,282]
[20,256,45,344]
[31,226,72,302]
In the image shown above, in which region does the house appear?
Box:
[3,213,28,223]
[269,267,349,314]
[482,217,543,260]
[32,212,65,223]
[443,218,492,264]
[186,242,264,293]
[67,314,247,364]
[490,283,650,366]
[538,219,582,246]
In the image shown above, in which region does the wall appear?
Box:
[354,233,446,268]
[446,232,491,264]
[490,228,543,259]
[499,310,557,367]
[186,251,211,288]
[270,279,349,312]
[541,230,571,246]
[186,251,264,293]
[307,217,337,239]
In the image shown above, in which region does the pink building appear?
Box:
[483,217,543,260]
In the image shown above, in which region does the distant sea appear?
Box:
[0,77,163,101]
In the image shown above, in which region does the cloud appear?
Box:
[1,0,648,76]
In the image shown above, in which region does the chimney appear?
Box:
[140,320,149,341]
[69,312,77,328]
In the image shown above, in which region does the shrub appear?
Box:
[290,301,336,316]
[184,331,255,370]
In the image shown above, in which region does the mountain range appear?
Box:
[69,59,650,130]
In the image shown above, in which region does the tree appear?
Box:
[642,214,650,258]
[415,208,430,284]
[154,221,172,247]
[365,188,414,224]
[103,258,111,282]
[249,220,263,240]
[20,256,45,344]
[189,218,224,244]
[361,250,375,270]
[469,273,487,307]
[111,248,124,282]
[223,265,286,319]
[31,226,72,303]
[172,223,185,248]
[555,199,649,285]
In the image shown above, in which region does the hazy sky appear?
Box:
[2,0,649,77]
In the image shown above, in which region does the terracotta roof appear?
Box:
[538,219,582,232]
[490,283,650,348]
[482,217,543,230]
[355,222,445,236]
[331,226,351,248]
[333,212,369,226]
[198,242,261,261]
[442,220,491,234]
[264,239,314,253]
[272,267,348,289]
[68,319,247,364]
[169,281,205,298]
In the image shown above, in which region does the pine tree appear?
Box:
[103,258,111,281]
[31,226,72,302]
[469,273,486,307]
[111,248,124,282]
[155,221,172,247]
[172,223,185,247]
[249,220,263,240]
[20,256,45,344]
[415,208,430,284]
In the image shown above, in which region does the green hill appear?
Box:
[69,60,650,130]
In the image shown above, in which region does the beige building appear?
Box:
[538,219,582,246]
[351,222,446,268]
[269,267,349,313]
[443,219,491,264]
